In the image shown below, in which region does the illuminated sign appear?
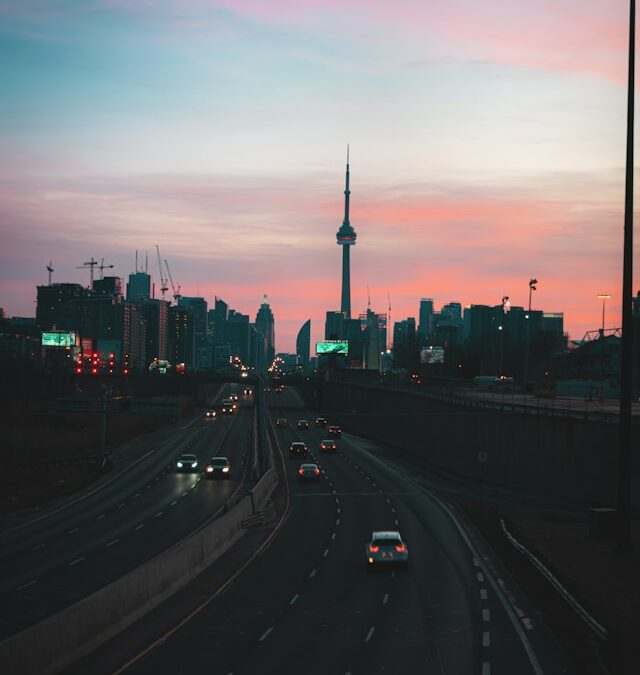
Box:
[420,346,445,364]
[42,332,76,348]
[316,341,349,355]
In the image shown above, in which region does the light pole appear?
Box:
[523,279,537,397]
[498,296,509,376]
[597,293,611,396]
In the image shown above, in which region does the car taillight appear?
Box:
[298,469,304,475]
[369,545,379,552]
[314,468,320,475]
[395,545,406,552]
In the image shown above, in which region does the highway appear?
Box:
[0,383,255,640]
[117,386,568,675]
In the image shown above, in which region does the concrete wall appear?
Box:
[0,468,277,675]
[320,381,637,507]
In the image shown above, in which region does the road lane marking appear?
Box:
[135,523,145,530]
[477,572,485,582]
[385,498,391,504]
[480,588,488,600]
[336,519,340,525]
[146,484,151,489]
[118,502,126,508]
[290,594,299,605]
[134,493,141,498]
[394,519,399,525]
[482,663,491,675]
[331,532,336,540]
[67,527,79,534]
[382,593,389,605]
[170,500,178,506]
[16,579,38,590]
[337,508,341,514]
[97,513,106,520]
[335,498,339,504]
[323,548,329,557]
[483,609,491,622]
[107,538,119,547]
[258,627,274,641]
[155,511,163,518]
[473,557,480,567]
[364,626,375,642]
[68,557,85,566]
[309,568,317,578]
[391,571,396,579]
[154,477,159,482]
[182,491,188,497]
[30,543,45,551]
[483,631,491,647]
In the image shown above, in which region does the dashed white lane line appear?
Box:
[68,557,84,567]
[134,493,141,498]
[154,477,159,482]
[480,588,488,600]
[482,631,491,647]
[67,527,79,534]
[289,594,299,605]
[364,626,375,642]
[146,484,151,489]
[30,543,45,551]
[332,489,337,494]
[391,571,396,579]
[323,548,329,557]
[394,519,399,526]
[309,568,317,578]
[482,609,491,622]
[473,557,480,567]
[155,511,163,518]
[382,593,389,605]
[170,500,178,506]
[482,663,491,675]
[385,498,391,504]
[335,498,339,504]
[16,579,38,590]
[97,513,106,520]
[337,508,341,514]
[182,491,188,497]
[258,627,274,642]
[107,538,119,547]
[135,523,145,531]
[331,532,336,540]
[477,572,485,582]
[118,502,126,509]
[336,519,340,526]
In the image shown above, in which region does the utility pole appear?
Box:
[523,278,537,398]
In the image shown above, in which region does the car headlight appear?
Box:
[206,466,213,472]
[191,462,197,468]
[222,466,230,472]
[177,462,183,468]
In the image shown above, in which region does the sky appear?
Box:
[0,0,637,352]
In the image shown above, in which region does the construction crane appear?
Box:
[155,245,169,300]
[77,257,98,287]
[46,260,54,286]
[98,258,114,279]
[165,258,181,304]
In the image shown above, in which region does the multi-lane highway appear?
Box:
[0,384,255,640]
[114,386,569,675]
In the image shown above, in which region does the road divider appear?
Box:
[0,467,278,675]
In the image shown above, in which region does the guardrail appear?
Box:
[0,467,278,675]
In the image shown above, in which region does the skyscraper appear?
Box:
[418,298,434,343]
[255,296,275,363]
[296,319,311,370]
[336,147,357,319]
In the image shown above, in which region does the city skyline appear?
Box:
[1,1,636,352]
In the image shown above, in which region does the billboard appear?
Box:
[420,346,445,364]
[42,332,76,348]
[316,340,349,355]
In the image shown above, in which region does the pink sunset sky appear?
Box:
[0,0,638,351]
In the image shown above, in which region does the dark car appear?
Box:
[221,399,234,414]
[204,409,217,419]
[229,393,239,402]
[276,418,288,429]
[203,456,232,479]
[275,385,285,394]
[296,419,309,430]
[297,463,321,481]
[289,442,308,458]
[328,425,342,438]
[319,439,337,453]
[366,531,409,571]
[314,417,327,427]
[175,453,198,473]
[243,388,253,396]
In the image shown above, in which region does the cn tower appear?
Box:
[336,146,357,318]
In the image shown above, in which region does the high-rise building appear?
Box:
[92,276,122,299]
[226,310,250,365]
[126,272,151,303]
[325,311,344,340]
[296,319,311,370]
[179,296,208,368]
[209,297,228,344]
[140,299,169,362]
[168,305,195,368]
[418,298,434,343]
[255,297,275,364]
[36,283,85,330]
[336,148,357,319]
[393,318,417,368]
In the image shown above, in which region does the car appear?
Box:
[229,393,239,402]
[296,419,309,430]
[221,400,234,414]
[204,409,217,419]
[314,417,327,427]
[275,385,285,394]
[276,418,288,429]
[366,531,409,571]
[175,453,198,473]
[297,463,321,481]
[319,439,337,453]
[243,388,253,396]
[289,442,308,458]
[203,456,232,479]
[328,425,342,438]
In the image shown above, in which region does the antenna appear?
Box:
[135,250,138,273]
[47,260,54,286]
[145,251,148,274]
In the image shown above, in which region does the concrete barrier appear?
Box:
[0,467,277,675]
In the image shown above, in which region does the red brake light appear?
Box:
[369,545,379,552]
[298,469,304,475]
[314,468,320,475]
[395,545,406,552]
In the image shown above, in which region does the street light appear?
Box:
[523,278,538,396]
[597,293,611,398]
[498,296,509,375]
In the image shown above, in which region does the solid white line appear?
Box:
[477,572,485,582]
[135,523,145,530]
[483,609,491,622]
[67,527,79,534]
[483,631,491,647]
[364,626,375,642]
[482,663,491,675]
[155,511,163,518]
[382,593,389,605]
[30,543,45,551]
[323,548,329,557]
[480,588,488,600]
[258,627,274,641]
[309,568,317,578]
[16,579,38,590]
[97,513,106,520]
[68,557,84,566]
[107,538,119,547]
[170,500,178,506]
[118,502,126,508]
[289,594,299,605]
